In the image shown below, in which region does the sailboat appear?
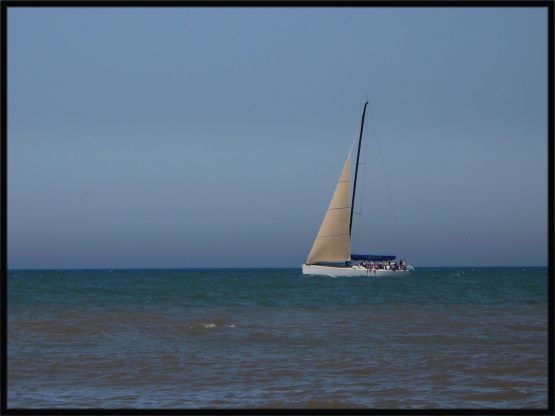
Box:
[302,101,412,277]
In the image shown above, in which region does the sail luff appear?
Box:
[307,154,352,264]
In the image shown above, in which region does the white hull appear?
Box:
[302,264,410,277]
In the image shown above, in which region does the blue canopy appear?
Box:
[351,254,396,261]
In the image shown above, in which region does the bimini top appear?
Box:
[351,254,396,261]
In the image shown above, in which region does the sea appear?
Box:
[7,267,549,409]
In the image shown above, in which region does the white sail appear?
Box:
[307,154,351,264]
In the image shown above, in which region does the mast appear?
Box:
[349,101,369,235]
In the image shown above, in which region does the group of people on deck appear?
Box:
[360,259,408,271]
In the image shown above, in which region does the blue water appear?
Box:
[8,267,549,408]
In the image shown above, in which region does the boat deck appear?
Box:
[302,264,411,277]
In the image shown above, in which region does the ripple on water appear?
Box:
[7,268,548,408]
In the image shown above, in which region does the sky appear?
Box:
[7,7,548,268]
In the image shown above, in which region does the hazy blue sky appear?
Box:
[8,7,548,268]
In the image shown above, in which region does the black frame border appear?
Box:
[0,1,553,415]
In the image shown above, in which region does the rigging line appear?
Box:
[349,129,359,156]
[348,125,362,248]
[368,106,407,260]
[359,128,368,246]
[353,123,368,252]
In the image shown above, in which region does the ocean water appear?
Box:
[7,267,549,409]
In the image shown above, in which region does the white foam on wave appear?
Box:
[199,323,236,329]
